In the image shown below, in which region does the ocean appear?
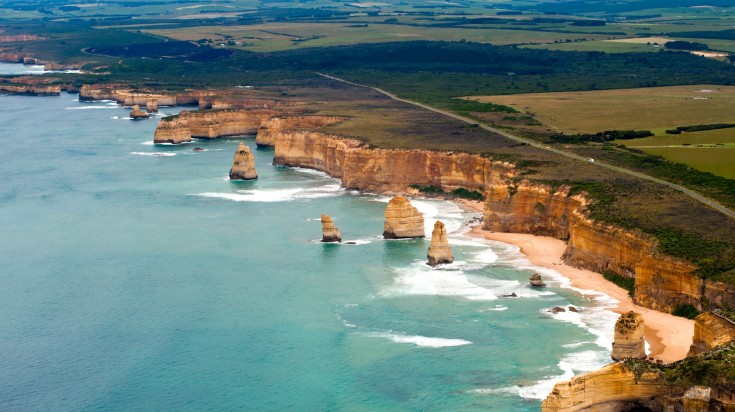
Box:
[0,81,619,410]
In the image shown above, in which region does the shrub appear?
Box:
[672,304,700,319]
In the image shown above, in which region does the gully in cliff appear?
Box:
[383,196,425,239]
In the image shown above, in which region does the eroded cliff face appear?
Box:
[688,313,735,357]
[78,84,211,106]
[0,82,61,95]
[256,116,344,147]
[543,361,735,412]
[153,109,281,143]
[542,363,665,412]
[273,130,516,193]
[154,116,190,144]
[482,181,722,313]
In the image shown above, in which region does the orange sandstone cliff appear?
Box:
[256,115,344,147]
[483,181,735,313]
[0,84,61,95]
[543,313,735,411]
[542,363,666,412]
[79,84,210,106]
[687,312,735,357]
[272,130,516,193]
[154,109,281,144]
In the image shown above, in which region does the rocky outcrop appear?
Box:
[542,363,665,412]
[427,220,453,266]
[146,98,158,113]
[612,311,646,361]
[273,130,516,193]
[0,53,25,63]
[383,196,425,239]
[153,109,281,144]
[687,312,735,357]
[229,142,257,180]
[256,115,343,147]
[0,84,61,95]
[130,105,150,119]
[320,214,342,242]
[154,115,190,144]
[78,84,212,106]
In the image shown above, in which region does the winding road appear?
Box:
[317,73,735,220]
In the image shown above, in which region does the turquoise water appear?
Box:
[0,89,619,410]
[0,62,47,75]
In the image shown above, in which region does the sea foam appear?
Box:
[382,261,498,301]
[360,330,472,348]
[196,184,343,203]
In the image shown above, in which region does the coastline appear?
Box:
[453,199,694,364]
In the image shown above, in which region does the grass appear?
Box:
[464,85,735,134]
[620,128,735,179]
[633,147,735,179]
[146,22,622,52]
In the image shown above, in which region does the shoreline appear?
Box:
[453,199,694,363]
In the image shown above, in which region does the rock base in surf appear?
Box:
[229,142,258,180]
[383,196,424,239]
[321,213,342,243]
[427,220,453,266]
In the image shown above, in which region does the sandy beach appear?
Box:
[471,228,694,363]
[453,199,694,363]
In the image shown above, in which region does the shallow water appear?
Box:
[0,88,618,410]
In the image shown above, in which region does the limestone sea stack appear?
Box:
[320,213,342,242]
[611,311,646,361]
[229,142,258,180]
[130,105,150,119]
[146,98,158,113]
[427,220,453,266]
[383,196,425,239]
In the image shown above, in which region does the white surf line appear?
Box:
[316,73,735,221]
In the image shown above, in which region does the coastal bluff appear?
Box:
[483,180,735,314]
[270,129,734,314]
[154,109,280,144]
[273,130,516,193]
[256,116,343,147]
[543,312,735,412]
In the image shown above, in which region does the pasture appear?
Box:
[465,85,735,134]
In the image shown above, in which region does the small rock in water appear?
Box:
[345,241,356,245]
[503,292,518,298]
[549,306,566,314]
[568,306,579,312]
[193,147,205,152]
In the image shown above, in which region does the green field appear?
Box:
[467,85,735,134]
[621,128,735,178]
[146,22,621,52]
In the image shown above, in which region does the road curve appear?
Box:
[317,72,735,220]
